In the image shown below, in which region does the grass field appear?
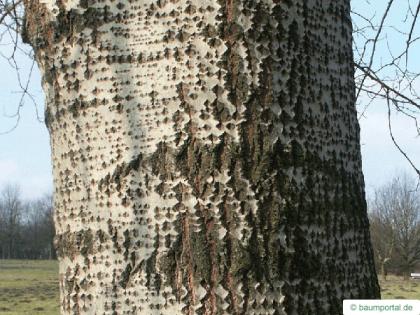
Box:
[0,260,419,314]
[0,260,59,315]
[379,275,420,299]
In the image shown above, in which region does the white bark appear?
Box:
[23,0,380,314]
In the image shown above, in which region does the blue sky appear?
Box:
[353,0,420,195]
[0,50,50,199]
[0,1,419,199]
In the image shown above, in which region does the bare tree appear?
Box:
[0,183,22,259]
[22,193,55,259]
[370,174,420,279]
[0,183,55,259]
[0,190,6,259]
[369,207,395,280]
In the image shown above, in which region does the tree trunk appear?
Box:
[380,260,387,281]
[23,0,380,314]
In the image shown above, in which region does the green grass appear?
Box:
[379,275,420,299]
[0,260,59,315]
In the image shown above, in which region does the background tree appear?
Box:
[0,183,55,259]
[369,174,420,279]
[0,183,22,259]
[21,193,56,259]
[368,206,395,281]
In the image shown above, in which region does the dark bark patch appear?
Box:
[55,229,97,260]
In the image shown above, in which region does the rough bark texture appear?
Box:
[24,0,380,314]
